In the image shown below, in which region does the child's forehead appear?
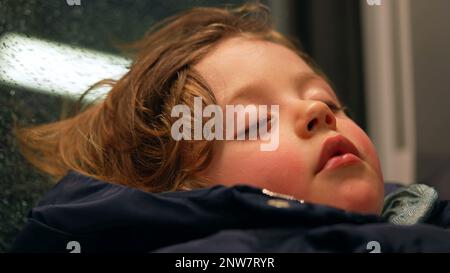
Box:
[194,37,326,100]
[194,41,313,90]
[196,36,309,73]
[224,72,337,105]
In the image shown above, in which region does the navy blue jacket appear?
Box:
[11,171,450,252]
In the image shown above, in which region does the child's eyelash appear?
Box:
[237,102,350,139]
[325,101,348,113]
[240,116,272,139]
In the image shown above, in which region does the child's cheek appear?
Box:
[218,146,309,195]
[345,122,383,178]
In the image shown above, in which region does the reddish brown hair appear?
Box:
[14,1,322,192]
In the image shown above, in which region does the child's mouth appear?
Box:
[320,153,362,173]
[316,135,362,174]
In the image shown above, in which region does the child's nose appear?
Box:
[297,101,337,139]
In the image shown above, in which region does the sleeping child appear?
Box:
[11,2,450,252]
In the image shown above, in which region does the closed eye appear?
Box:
[238,116,272,140]
[324,101,348,114]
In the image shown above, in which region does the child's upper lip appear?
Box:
[315,135,361,174]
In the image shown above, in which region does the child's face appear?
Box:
[194,36,384,215]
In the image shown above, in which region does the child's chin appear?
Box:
[342,202,382,216]
[338,181,384,215]
[320,167,384,215]
[312,175,384,215]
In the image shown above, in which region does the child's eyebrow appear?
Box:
[226,72,338,105]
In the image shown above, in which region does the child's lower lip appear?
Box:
[321,153,362,173]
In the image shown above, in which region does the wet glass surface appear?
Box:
[0,0,246,251]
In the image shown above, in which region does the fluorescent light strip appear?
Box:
[0,32,131,102]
